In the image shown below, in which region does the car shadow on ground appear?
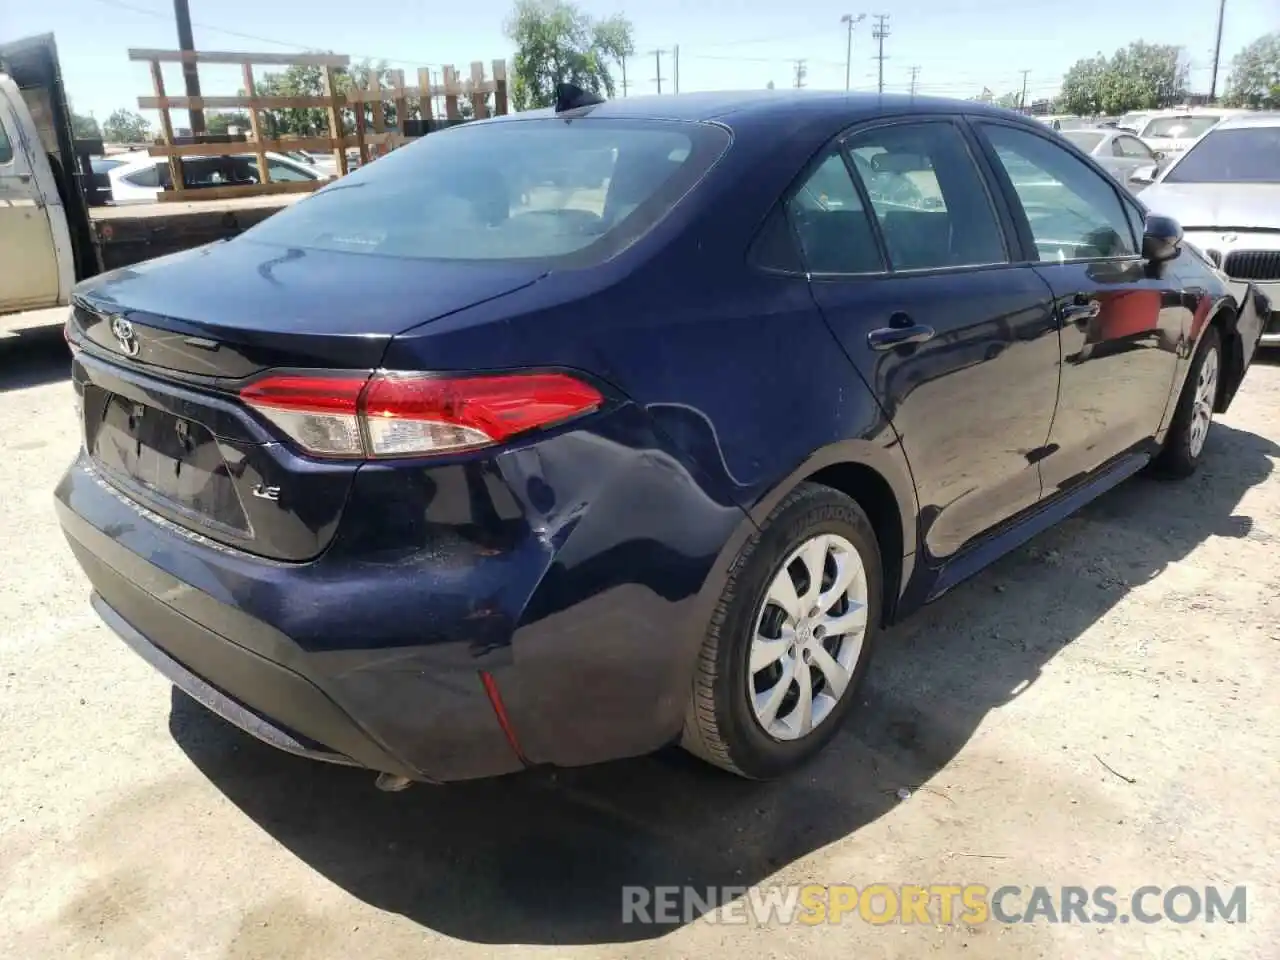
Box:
[0,326,70,393]
[169,422,1278,945]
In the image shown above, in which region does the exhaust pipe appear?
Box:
[375,772,413,792]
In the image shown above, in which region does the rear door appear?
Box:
[801,117,1062,562]
[973,119,1186,497]
[0,74,60,311]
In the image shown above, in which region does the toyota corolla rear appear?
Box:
[54,112,739,783]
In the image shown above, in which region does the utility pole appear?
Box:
[1209,0,1226,102]
[621,55,629,96]
[871,14,890,94]
[674,45,680,94]
[172,0,205,136]
[794,59,808,88]
[651,49,665,94]
[840,13,865,91]
[909,65,920,95]
[1019,69,1030,111]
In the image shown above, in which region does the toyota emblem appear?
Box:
[109,316,140,357]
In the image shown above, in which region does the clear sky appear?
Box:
[6,0,1276,124]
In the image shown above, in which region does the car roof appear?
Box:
[1213,111,1280,130]
[496,90,1027,128]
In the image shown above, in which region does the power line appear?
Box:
[871,14,890,94]
[621,55,630,96]
[86,0,443,67]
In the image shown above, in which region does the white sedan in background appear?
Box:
[1135,112,1280,346]
[106,150,331,204]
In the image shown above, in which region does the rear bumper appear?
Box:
[56,460,525,782]
[55,405,747,781]
[91,593,366,771]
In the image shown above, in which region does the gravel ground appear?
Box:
[1,323,1278,959]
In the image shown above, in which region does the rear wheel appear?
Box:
[681,483,882,779]
[1154,325,1221,478]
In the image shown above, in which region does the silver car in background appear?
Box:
[1136,112,1280,346]
[1059,127,1160,190]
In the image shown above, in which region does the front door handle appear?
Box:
[1061,294,1101,327]
[867,321,936,351]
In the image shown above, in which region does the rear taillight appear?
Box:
[239,371,603,459]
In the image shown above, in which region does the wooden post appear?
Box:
[391,69,407,148]
[352,73,369,167]
[492,59,508,115]
[241,63,271,184]
[322,65,348,176]
[148,59,185,196]
[417,67,434,131]
[443,65,461,122]
[469,61,488,119]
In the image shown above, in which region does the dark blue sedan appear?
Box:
[56,90,1268,786]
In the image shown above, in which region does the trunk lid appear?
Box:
[69,238,546,561]
[72,238,546,377]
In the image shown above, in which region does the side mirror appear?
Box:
[1143,214,1183,263]
[1128,164,1158,186]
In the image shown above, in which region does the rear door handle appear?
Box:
[867,321,936,351]
[1061,295,1101,326]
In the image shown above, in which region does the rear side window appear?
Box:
[785,152,884,274]
[122,164,161,188]
[0,119,11,164]
[1115,136,1152,159]
[980,123,1137,260]
[263,158,315,182]
[242,119,730,265]
[844,121,1007,271]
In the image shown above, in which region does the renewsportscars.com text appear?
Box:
[622,884,1248,926]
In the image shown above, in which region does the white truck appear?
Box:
[1,34,299,332]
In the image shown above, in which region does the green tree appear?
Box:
[993,91,1023,110]
[1058,55,1108,115]
[253,59,401,137]
[205,111,251,135]
[505,0,635,110]
[1223,32,1280,108]
[102,108,151,143]
[1058,42,1187,115]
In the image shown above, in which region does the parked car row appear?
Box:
[1043,108,1254,167]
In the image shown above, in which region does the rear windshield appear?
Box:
[1142,116,1219,139]
[1163,127,1280,183]
[242,118,729,264]
[1062,131,1105,152]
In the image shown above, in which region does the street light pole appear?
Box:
[840,14,865,91]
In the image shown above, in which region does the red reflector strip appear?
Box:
[479,670,528,765]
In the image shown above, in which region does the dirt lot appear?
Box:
[1,323,1277,959]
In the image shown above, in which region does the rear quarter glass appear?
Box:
[239,118,732,268]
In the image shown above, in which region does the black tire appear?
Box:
[681,482,883,779]
[1153,325,1222,479]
